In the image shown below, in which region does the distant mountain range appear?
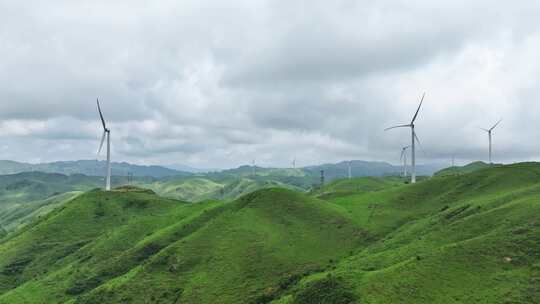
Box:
[303,160,446,181]
[0,159,447,180]
[0,160,191,178]
[165,164,221,173]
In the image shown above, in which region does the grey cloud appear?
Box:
[1,0,540,168]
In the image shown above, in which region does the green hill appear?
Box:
[141,176,309,203]
[0,187,363,303]
[0,163,539,303]
[0,172,310,234]
[273,162,540,303]
[143,177,224,202]
[0,172,99,205]
[435,161,492,176]
[0,192,81,232]
[312,176,405,200]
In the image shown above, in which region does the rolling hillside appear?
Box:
[274,162,540,303]
[435,161,493,176]
[0,192,81,232]
[137,168,314,202]
[311,176,405,200]
[0,163,538,303]
[0,172,101,206]
[0,172,310,233]
[0,187,363,303]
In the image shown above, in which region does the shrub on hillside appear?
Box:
[294,276,358,304]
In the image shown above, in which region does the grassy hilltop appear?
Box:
[0,163,538,303]
[434,161,493,176]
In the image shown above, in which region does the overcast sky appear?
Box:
[1,0,540,169]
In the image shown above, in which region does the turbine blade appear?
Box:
[97,130,106,156]
[97,99,107,130]
[384,124,411,131]
[411,92,425,123]
[479,127,490,132]
[414,132,427,156]
[490,118,503,131]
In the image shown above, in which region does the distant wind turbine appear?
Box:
[292,157,296,169]
[348,161,352,179]
[385,92,426,184]
[400,146,411,177]
[481,119,502,164]
[97,99,111,191]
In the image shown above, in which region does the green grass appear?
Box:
[275,162,540,303]
[312,176,405,200]
[0,172,310,233]
[139,176,308,203]
[0,186,364,303]
[0,163,539,303]
[142,177,224,202]
[0,191,81,232]
[435,161,492,176]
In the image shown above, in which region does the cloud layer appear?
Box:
[1,0,540,168]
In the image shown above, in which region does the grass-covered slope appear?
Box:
[0,172,100,206]
[0,191,81,232]
[435,161,492,176]
[0,187,219,304]
[273,162,540,303]
[77,189,365,304]
[143,177,224,202]
[312,176,404,200]
[0,172,308,234]
[0,187,365,304]
[142,176,308,203]
[0,163,539,304]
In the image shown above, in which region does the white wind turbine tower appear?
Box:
[97,99,111,191]
[481,119,502,164]
[347,161,352,179]
[385,93,425,184]
[400,146,411,177]
[292,157,296,169]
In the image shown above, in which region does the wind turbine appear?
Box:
[400,146,411,177]
[97,99,111,191]
[385,92,425,184]
[347,161,352,179]
[292,157,296,169]
[481,119,502,164]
